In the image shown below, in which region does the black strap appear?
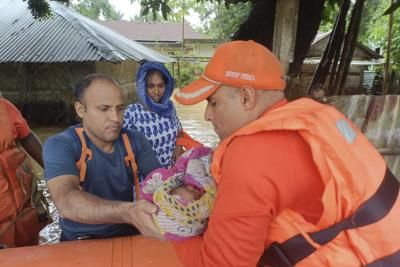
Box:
[258,168,400,267]
[366,250,400,267]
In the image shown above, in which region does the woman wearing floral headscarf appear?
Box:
[123,61,183,168]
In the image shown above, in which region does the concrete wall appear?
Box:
[0,60,139,124]
[94,60,138,103]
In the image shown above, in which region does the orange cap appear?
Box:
[174,40,286,105]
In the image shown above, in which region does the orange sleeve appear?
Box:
[1,99,30,139]
[174,130,324,266]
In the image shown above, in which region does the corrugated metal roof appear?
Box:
[98,21,209,43]
[0,0,173,63]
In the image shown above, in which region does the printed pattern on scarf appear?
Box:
[123,103,182,167]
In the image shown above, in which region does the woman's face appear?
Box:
[146,72,166,103]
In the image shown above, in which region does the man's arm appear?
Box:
[19,131,43,168]
[43,133,162,238]
[1,98,44,167]
[46,174,161,238]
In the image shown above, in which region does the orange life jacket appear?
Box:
[211,98,400,266]
[0,101,48,248]
[74,127,141,200]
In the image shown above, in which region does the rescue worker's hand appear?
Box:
[129,200,164,240]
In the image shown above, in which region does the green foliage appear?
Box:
[133,0,250,40]
[166,60,205,88]
[133,0,250,21]
[136,0,204,22]
[197,1,250,40]
[138,0,172,20]
[177,62,204,88]
[359,0,400,69]
[319,0,340,32]
[24,0,52,19]
[318,0,400,69]
[73,0,123,20]
[383,0,400,15]
[25,0,123,21]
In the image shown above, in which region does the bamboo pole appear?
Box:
[307,0,350,95]
[383,0,394,95]
[333,0,365,95]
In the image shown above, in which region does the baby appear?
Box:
[170,184,202,202]
[140,146,216,241]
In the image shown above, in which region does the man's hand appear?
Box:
[128,200,164,240]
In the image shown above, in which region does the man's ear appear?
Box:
[75,101,85,119]
[239,86,257,110]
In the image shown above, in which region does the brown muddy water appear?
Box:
[32,100,218,244]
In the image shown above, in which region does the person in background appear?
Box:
[0,95,49,248]
[170,40,400,266]
[43,74,162,241]
[123,61,185,168]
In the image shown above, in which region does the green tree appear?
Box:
[319,0,340,32]
[359,0,400,69]
[197,2,251,40]
[73,0,123,20]
[134,0,250,40]
[24,0,123,20]
[383,0,400,15]
[24,0,56,19]
[137,0,202,22]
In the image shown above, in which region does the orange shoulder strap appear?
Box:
[74,127,92,183]
[121,133,140,200]
[75,128,140,199]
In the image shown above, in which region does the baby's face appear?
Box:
[171,185,201,201]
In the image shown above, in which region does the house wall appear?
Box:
[308,38,375,60]
[144,42,219,60]
[287,63,367,99]
[0,60,138,124]
[185,43,218,58]
[94,60,139,103]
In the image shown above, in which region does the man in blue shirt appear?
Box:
[43,74,162,241]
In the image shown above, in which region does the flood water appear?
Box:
[33,100,219,244]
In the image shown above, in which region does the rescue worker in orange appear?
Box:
[0,95,48,248]
[171,40,400,266]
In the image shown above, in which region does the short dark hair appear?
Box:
[74,73,119,102]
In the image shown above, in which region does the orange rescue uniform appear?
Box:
[174,98,400,266]
[0,99,45,247]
